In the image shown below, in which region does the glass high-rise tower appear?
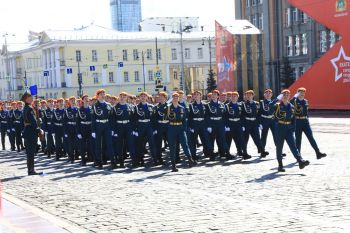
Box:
[110,0,142,32]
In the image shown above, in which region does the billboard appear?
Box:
[215,21,235,93]
[289,0,350,109]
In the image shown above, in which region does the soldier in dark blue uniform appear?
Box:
[290,88,327,160]
[8,102,17,151]
[134,92,157,167]
[64,97,78,163]
[21,90,43,175]
[39,100,48,154]
[77,95,93,166]
[0,102,9,150]
[166,92,196,172]
[241,90,267,158]
[205,90,234,161]
[225,92,251,160]
[53,98,65,161]
[12,101,25,152]
[273,89,310,172]
[111,92,136,168]
[258,89,279,158]
[153,92,169,166]
[91,89,114,169]
[188,90,212,161]
[42,99,55,158]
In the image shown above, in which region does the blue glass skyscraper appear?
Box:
[110,0,142,32]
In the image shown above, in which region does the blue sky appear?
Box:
[0,0,235,44]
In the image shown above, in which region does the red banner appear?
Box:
[289,0,350,109]
[215,21,235,93]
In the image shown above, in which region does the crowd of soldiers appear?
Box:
[0,87,327,175]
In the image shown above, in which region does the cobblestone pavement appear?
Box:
[1,117,350,232]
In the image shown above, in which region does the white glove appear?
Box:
[40,129,44,135]
[7,129,10,133]
[114,134,118,137]
[77,134,82,139]
[277,94,283,101]
[225,127,230,132]
[242,127,245,132]
[64,134,68,138]
[207,127,212,133]
[190,128,194,133]
[294,92,301,98]
[259,124,263,130]
[92,133,96,138]
[153,130,157,135]
[135,132,139,137]
[45,132,48,136]
[11,128,15,132]
[111,131,114,136]
[52,133,55,137]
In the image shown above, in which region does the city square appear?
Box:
[1,115,350,232]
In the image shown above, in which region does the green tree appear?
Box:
[206,69,217,93]
[280,57,295,89]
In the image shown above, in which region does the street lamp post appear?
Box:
[179,20,186,93]
[2,33,15,100]
[142,51,146,92]
[202,36,214,75]
[77,59,83,97]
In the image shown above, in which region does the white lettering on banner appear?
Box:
[330,46,350,83]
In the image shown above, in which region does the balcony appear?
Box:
[60,60,66,66]
[61,82,67,87]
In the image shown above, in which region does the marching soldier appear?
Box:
[206,90,234,161]
[76,95,93,166]
[274,89,310,172]
[112,92,136,168]
[64,97,78,163]
[154,92,169,166]
[53,98,65,161]
[39,100,48,154]
[291,87,327,159]
[91,89,114,169]
[12,101,25,152]
[21,90,43,175]
[188,90,212,161]
[133,92,157,167]
[259,89,278,157]
[0,102,9,150]
[225,92,251,160]
[241,90,268,158]
[166,92,196,172]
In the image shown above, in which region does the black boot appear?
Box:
[278,160,285,172]
[316,151,327,160]
[110,162,117,170]
[172,162,178,172]
[242,153,252,160]
[119,160,125,168]
[188,157,197,168]
[260,150,269,158]
[298,159,310,169]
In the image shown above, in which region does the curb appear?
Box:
[2,193,88,233]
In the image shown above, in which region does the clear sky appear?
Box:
[0,0,235,45]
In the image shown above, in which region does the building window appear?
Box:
[330,31,336,48]
[134,71,140,82]
[197,48,203,59]
[109,72,114,83]
[133,49,139,61]
[174,71,178,80]
[287,36,293,56]
[93,73,99,84]
[320,30,327,53]
[107,50,113,61]
[285,8,291,27]
[246,0,250,7]
[185,48,191,59]
[298,67,305,79]
[147,49,153,60]
[76,50,81,62]
[171,48,177,60]
[124,71,129,82]
[258,0,263,4]
[122,49,128,61]
[299,11,307,24]
[252,0,256,6]
[292,8,298,23]
[252,15,257,26]
[294,35,300,56]
[157,48,162,60]
[259,13,263,30]
[92,50,98,62]
[148,70,154,81]
[301,33,308,55]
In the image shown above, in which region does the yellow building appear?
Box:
[1,25,215,100]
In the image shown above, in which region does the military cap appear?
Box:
[95,89,106,96]
[232,91,239,96]
[245,90,255,95]
[264,89,273,93]
[172,92,180,97]
[281,89,291,94]
[158,92,168,98]
[297,87,307,92]
[21,90,32,102]
[212,90,220,95]
[192,90,202,95]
